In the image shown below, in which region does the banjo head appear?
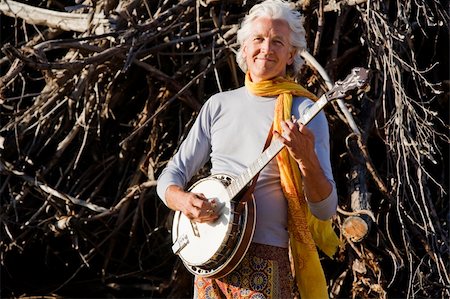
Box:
[172,175,234,266]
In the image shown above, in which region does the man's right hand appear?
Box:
[165,185,219,223]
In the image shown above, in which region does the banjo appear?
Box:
[171,67,370,278]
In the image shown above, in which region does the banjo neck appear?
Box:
[226,95,330,201]
[225,67,370,201]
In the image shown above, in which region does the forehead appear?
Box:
[250,17,291,37]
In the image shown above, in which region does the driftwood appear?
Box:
[0,0,109,33]
[0,0,448,298]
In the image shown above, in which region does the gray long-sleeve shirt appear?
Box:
[157,86,337,248]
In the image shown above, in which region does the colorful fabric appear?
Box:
[195,243,294,299]
[245,72,341,299]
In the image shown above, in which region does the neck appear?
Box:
[247,72,287,83]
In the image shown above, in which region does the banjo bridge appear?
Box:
[190,221,200,237]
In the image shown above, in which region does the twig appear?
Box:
[0,159,107,213]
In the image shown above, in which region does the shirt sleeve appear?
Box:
[293,97,338,220]
[307,182,338,220]
[156,101,213,206]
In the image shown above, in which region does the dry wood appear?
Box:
[0,0,109,33]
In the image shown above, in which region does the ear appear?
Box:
[287,49,296,65]
[242,44,248,58]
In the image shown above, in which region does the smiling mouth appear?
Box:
[256,57,274,62]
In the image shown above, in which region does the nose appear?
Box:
[260,39,272,54]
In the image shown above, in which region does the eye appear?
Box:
[273,39,284,45]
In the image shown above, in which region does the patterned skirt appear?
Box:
[194,243,294,299]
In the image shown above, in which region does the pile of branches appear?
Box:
[0,0,448,298]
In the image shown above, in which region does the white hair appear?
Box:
[236,0,307,76]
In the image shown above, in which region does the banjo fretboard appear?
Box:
[226,95,329,201]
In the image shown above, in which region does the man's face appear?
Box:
[242,17,295,83]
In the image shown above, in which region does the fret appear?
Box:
[249,163,258,176]
[240,173,248,185]
[246,168,253,179]
[236,176,244,189]
[299,95,328,125]
[258,157,265,168]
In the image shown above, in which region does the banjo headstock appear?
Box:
[325,67,371,101]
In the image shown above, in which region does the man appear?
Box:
[157,0,340,298]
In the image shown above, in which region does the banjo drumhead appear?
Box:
[172,177,233,266]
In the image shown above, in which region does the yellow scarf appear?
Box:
[245,72,341,299]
